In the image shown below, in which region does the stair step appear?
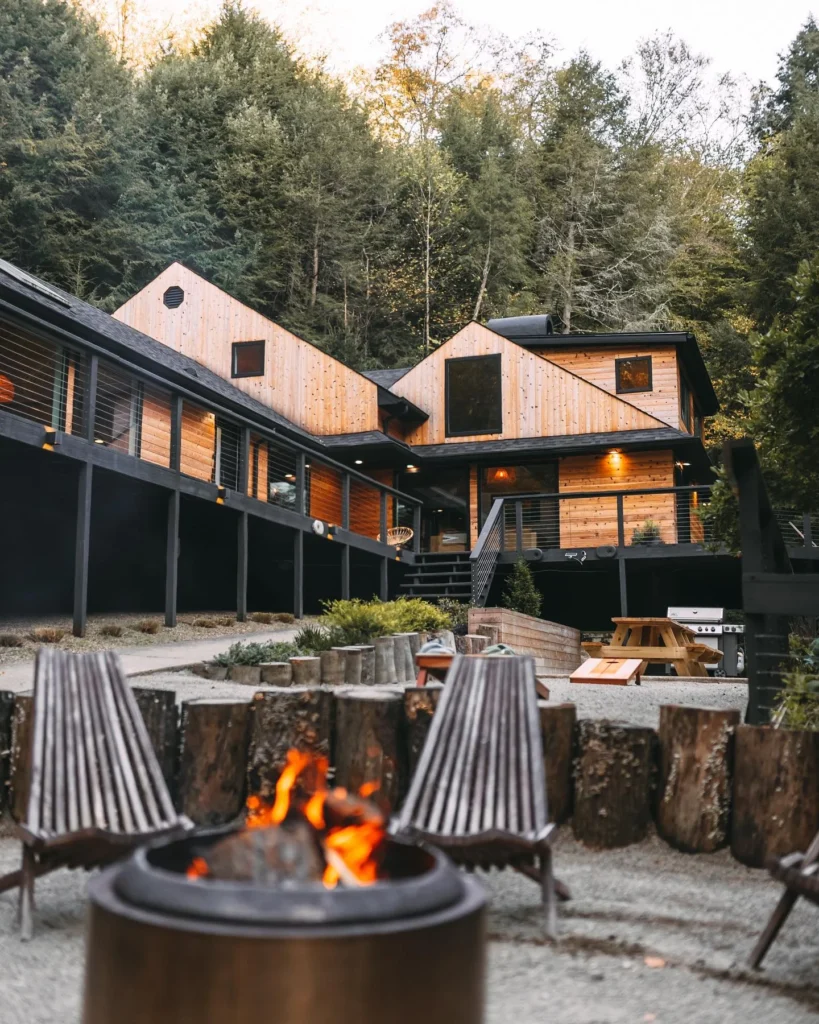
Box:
[406,570,471,580]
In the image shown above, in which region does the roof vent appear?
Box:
[163,286,184,309]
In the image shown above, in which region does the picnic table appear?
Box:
[582,616,723,678]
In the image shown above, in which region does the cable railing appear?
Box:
[470,498,503,605]
[773,509,819,549]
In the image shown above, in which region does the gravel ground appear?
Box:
[0,613,306,667]
[0,833,817,1024]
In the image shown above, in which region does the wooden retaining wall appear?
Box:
[468,607,581,674]
[1,687,814,870]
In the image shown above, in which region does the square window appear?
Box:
[232,340,265,378]
[615,356,653,394]
[445,354,503,436]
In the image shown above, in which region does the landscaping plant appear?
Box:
[136,619,161,634]
[502,559,542,619]
[0,633,23,647]
[213,640,302,667]
[99,624,124,637]
[29,627,65,644]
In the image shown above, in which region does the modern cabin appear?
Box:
[1,258,812,632]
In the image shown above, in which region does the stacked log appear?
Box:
[334,690,405,814]
[656,705,739,853]
[177,698,253,826]
[247,687,334,802]
[732,725,819,867]
[572,720,655,848]
[132,687,178,791]
[404,686,442,774]
[9,693,33,822]
[0,691,13,817]
[539,702,576,824]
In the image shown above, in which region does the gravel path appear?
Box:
[1,833,816,1023]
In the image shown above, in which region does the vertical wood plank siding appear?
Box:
[180,403,216,482]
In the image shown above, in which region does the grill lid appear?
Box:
[667,606,724,623]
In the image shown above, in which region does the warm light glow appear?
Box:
[405,464,419,473]
[608,449,622,465]
[0,374,14,403]
[354,459,363,465]
[488,467,516,484]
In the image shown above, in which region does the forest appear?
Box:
[1,0,819,506]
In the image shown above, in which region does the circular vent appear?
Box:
[163,285,184,309]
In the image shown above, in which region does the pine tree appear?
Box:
[502,559,542,619]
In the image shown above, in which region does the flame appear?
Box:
[186,856,209,880]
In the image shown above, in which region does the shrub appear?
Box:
[318,597,450,645]
[99,624,124,638]
[192,618,217,629]
[773,672,819,730]
[213,639,302,667]
[293,624,344,653]
[274,612,295,624]
[390,597,451,634]
[136,619,161,635]
[502,559,542,619]
[29,627,65,644]
[214,616,235,627]
[250,612,274,624]
[632,519,661,543]
[436,599,470,630]
[0,633,23,648]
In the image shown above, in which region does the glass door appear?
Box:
[397,467,469,552]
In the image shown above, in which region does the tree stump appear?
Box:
[334,690,405,814]
[10,693,33,822]
[247,687,334,802]
[290,656,321,686]
[475,624,499,647]
[0,691,13,818]
[732,725,819,867]
[404,685,442,775]
[572,720,656,849]
[392,635,414,682]
[464,635,488,654]
[321,649,346,685]
[228,665,261,685]
[133,687,178,792]
[342,647,363,685]
[656,705,739,853]
[358,646,375,685]
[374,637,397,684]
[539,702,576,824]
[177,698,253,826]
[259,662,293,686]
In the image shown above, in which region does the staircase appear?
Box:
[399,551,472,603]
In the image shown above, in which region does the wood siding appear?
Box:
[558,450,676,548]
[540,346,680,428]
[469,464,479,544]
[114,263,379,437]
[180,403,216,482]
[141,392,172,469]
[391,322,667,446]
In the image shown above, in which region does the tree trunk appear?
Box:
[539,702,576,825]
[731,725,819,867]
[133,687,178,793]
[424,181,432,353]
[473,235,492,320]
[562,216,576,334]
[311,219,320,308]
[10,693,33,823]
[572,720,656,849]
[656,705,739,853]
[404,685,442,776]
[0,691,13,818]
[247,687,333,802]
[334,690,405,814]
[177,698,253,826]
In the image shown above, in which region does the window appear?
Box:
[445,354,502,436]
[680,374,692,430]
[231,340,265,378]
[615,356,652,394]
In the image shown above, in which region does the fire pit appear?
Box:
[82,752,486,1024]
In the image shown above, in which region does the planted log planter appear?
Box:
[539,702,576,825]
[404,686,442,774]
[133,688,178,791]
[334,691,405,814]
[731,725,819,868]
[247,688,334,802]
[290,657,321,686]
[259,663,293,686]
[9,693,33,822]
[177,698,253,826]
[321,649,346,686]
[656,705,739,853]
[573,720,655,849]
[0,691,13,817]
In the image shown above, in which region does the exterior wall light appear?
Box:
[406,464,419,473]
[355,459,363,465]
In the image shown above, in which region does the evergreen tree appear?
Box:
[502,559,542,619]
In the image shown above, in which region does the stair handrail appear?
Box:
[470,497,504,605]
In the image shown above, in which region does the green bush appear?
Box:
[0,633,23,648]
[502,559,542,619]
[293,625,344,652]
[436,599,471,630]
[213,639,302,667]
[773,672,819,730]
[390,597,451,633]
[250,612,274,624]
[319,597,451,645]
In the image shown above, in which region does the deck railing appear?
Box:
[470,497,504,605]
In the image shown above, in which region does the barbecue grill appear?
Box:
[667,606,745,676]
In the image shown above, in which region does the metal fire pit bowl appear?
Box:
[82,828,486,1024]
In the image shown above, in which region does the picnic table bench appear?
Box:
[582,616,722,678]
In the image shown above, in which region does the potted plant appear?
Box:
[631,519,664,546]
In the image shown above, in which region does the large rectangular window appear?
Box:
[445,354,502,436]
[615,356,652,394]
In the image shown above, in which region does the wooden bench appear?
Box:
[0,648,192,939]
[393,653,561,937]
[582,617,723,677]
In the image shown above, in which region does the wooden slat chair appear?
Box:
[749,830,819,968]
[0,648,192,939]
[392,653,560,937]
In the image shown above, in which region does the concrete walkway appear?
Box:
[0,628,299,693]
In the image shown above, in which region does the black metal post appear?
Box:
[83,353,98,441]
[237,510,248,622]
[618,557,628,617]
[380,556,389,601]
[169,394,182,472]
[515,500,523,554]
[803,512,813,548]
[380,492,388,544]
[342,473,350,531]
[341,544,350,600]
[295,452,306,516]
[238,427,250,497]
[73,462,93,637]
[164,489,180,628]
[413,504,421,553]
[616,495,625,547]
[293,529,304,619]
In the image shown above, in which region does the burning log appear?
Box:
[10,693,32,822]
[133,687,178,792]
[247,687,333,802]
[177,698,253,826]
[204,821,325,885]
[656,705,739,853]
[334,691,405,814]
[404,686,442,774]
[539,702,576,825]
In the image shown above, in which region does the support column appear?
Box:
[618,557,628,617]
[341,544,350,600]
[294,529,304,620]
[237,510,248,623]
[164,489,180,627]
[73,462,93,637]
[380,556,389,602]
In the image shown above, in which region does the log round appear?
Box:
[177,699,253,826]
[392,635,414,682]
[656,705,740,853]
[334,690,405,814]
[731,724,819,868]
[227,665,261,685]
[9,692,33,822]
[290,657,321,686]
[475,625,499,647]
[358,646,375,685]
[132,688,178,792]
[538,702,576,825]
[247,687,334,802]
[404,685,442,775]
[464,636,488,655]
[342,647,363,686]
[320,649,346,686]
[572,719,656,849]
[0,690,14,818]
[259,662,293,686]
[374,638,397,684]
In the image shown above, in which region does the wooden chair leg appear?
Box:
[749,889,798,969]
[18,847,36,942]
[541,848,557,941]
